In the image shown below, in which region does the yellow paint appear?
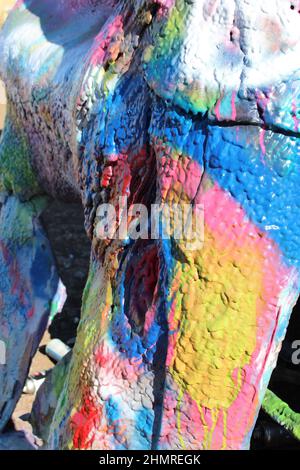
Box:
[0,1,15,129]
[206,408,218,449]
[222,410,228,450]
[0,81,6,129]
[176,388,185,449]
[0,0,15,27]
[168,223,263,447]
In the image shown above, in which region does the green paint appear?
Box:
[0,194,48,244]
[0,105,41,199]
[143,0,220,114]
[262,389,300,441]
[49,300,59,323]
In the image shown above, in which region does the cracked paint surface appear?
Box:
[0,0,300,450]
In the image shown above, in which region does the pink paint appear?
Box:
[143,304,157,335]
[213,91,236,122]
[154,140,203,201]
[194,182,295,448]
[215,97,222,121]
[231,91,237,121]
[158,182,296,448]
[157,0,177,12]
[254,90,271,160]
[203,0,220,18]
[90,15,123,67]
[13,0,24,9]
[0,241,10,265]
[259,127,266,157]
[27,307,34,319]
[292,98,300,132]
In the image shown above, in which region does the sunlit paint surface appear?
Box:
[0,194,58,430]
[0,0,300,450]
[262,389,300,441]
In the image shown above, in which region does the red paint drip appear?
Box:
[27,307,34,319]
[71,391,102,449]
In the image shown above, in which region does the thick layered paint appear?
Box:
[204,126,300,267]
[147,103,300,448]
[49,96,300,449]
[262,389,300,441]
[0,106,42,199]
[0,0,300,451]
[144,0,300,119]
[0,195,58,430]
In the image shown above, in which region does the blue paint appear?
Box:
[205,125,300,267]
[149,99,300,268]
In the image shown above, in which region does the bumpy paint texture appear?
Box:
[0,0,300,449]
[262,390,300,441]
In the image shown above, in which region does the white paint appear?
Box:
[182,0,300,88]
[0,340,6,365]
